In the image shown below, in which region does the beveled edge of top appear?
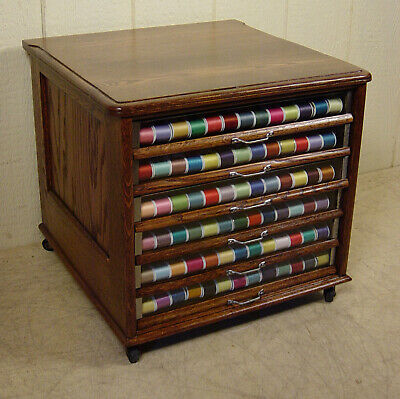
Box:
[22,20,371,118]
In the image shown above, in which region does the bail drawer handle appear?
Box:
[229,164,271,178]
[226,258,268,276]
[227,229,268,245]
[227,289,265,306]
[226,265,262,276]
[230,198,272,213]
[231,131,273,144]
[258,260,267,268]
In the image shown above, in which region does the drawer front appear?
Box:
[140,223,332,285]
[134,114,352,162]
[138,97,344,148]
[139,131,338,182]
[135,178,348,233]
[138,251,331,317]
[140,164,336,220]
[139,195,334,256]
[134,147,349,197]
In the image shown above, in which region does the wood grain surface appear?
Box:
[23,21,371,116]
[133,114,353,160]
[46,78,110,251]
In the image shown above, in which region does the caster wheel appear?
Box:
[42,239,54,252]
[126,347,141,363]
[324,286,336,303]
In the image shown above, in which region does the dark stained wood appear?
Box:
[138,239,338,297]
[133,114,353,160]
[23,21,370,117]
[38,74,53,190]
[30,59,50,217]
[137,209,342,265]
[135,179,349,232]
[134,147,350,196]
[24,21,369,356]
[121,118,136,336]
[336,85,367,275]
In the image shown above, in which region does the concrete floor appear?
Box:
[1,167,399,399]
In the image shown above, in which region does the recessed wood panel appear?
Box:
[46,78,110,252]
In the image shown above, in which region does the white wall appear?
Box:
[1,0,399,249]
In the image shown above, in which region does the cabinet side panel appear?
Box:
[30,59,127,339]
[46,78,110,252]
[336,84,367,275]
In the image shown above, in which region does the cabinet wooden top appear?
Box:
[23,20,370,117]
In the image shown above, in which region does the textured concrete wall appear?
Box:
[1,0,399,249]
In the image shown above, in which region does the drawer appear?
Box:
[138,97,344,148]
[135,178,348,232]
[137,208,341,267]
[134,133,349,196]
[138,131,338,182]
[137,251,331,318]
[138,194,333,256]
[137,239,338,299]
[140,164,337,221]
[140,223,332,285]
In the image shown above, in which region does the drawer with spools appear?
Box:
[23,20,370,362]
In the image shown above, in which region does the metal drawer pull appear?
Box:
[229,164,271,178]
[231,131,273,144]
[226,266,262,276]
[226,259,267,276]
[227,289,265,306]
[230,198,272,213]
[258,260,267,268]
[227,229,268,245]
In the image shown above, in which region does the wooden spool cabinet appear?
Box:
[23,20,371,363]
